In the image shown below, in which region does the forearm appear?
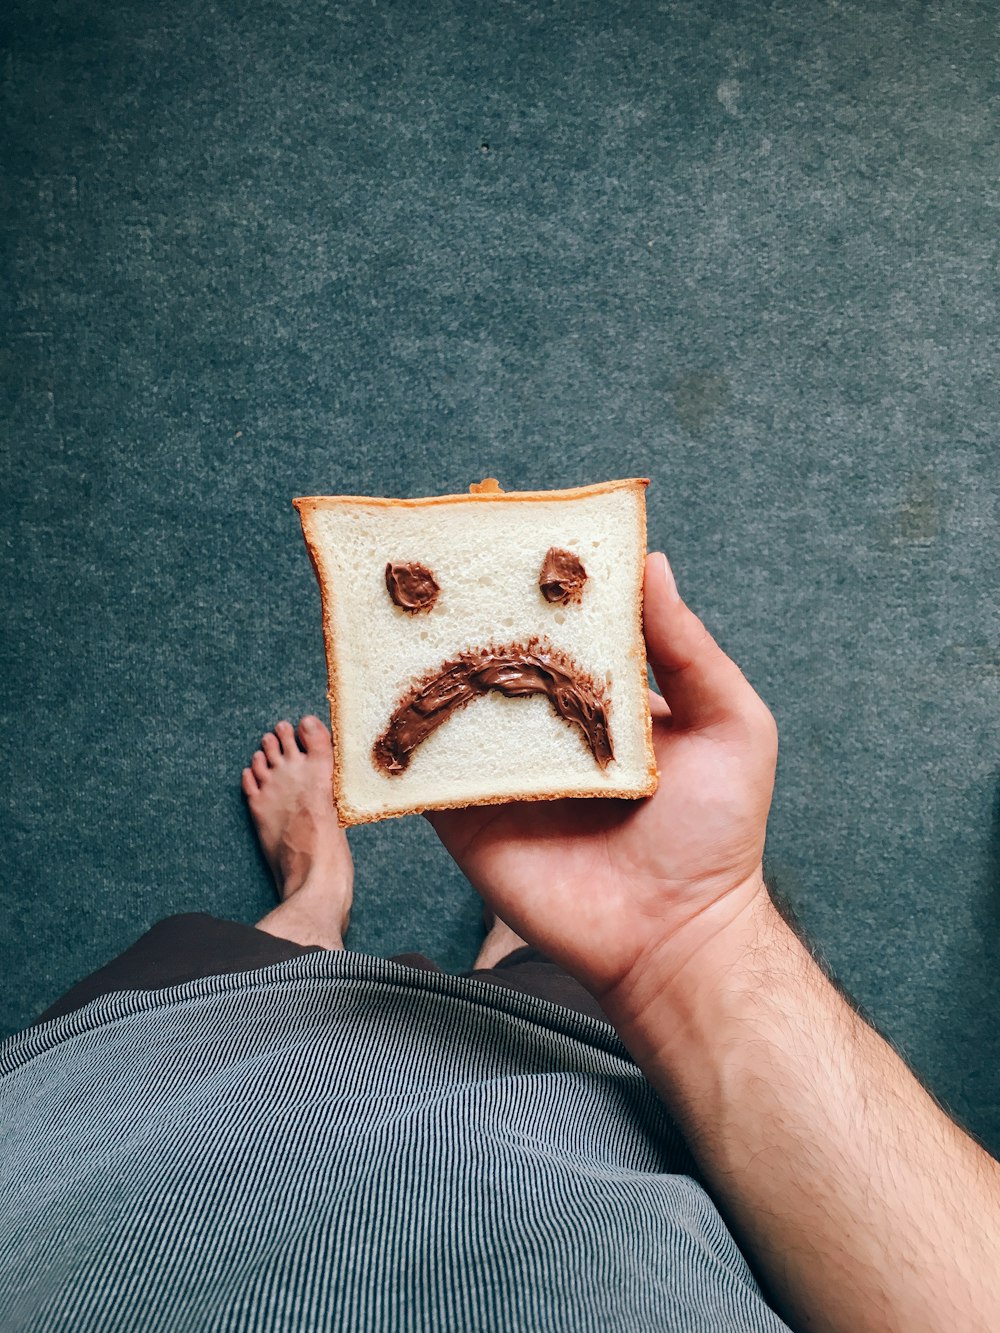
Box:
[604,884,1000,1333]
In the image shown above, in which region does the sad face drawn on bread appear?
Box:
[372,545,614,777]
[293,478,656,824]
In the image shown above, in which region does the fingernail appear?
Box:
[653,551,677,597]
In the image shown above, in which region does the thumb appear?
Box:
[643,553,765,733]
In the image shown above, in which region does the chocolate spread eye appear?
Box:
[539,548,587,605]
[385,561,440,613]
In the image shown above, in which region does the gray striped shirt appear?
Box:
[0,952,790,1331]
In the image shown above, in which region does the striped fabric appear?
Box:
[0,952,790,1331]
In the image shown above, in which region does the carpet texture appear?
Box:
[2,0,998,1151]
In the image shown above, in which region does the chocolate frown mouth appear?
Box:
[372,639,613,776]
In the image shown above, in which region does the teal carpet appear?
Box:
[2,1,998,1152]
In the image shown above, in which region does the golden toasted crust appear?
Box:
[632,482,658,801]
[293,478,658,826]
[333,779,659,827]
[293,477,649,516]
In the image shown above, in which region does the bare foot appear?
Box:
[473,906,530,970]
[242,715,353,950]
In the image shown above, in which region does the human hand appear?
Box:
[426,553,778,1016]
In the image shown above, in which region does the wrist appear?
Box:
[599,872,793,1066]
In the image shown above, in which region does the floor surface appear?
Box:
[2,0,998,1152]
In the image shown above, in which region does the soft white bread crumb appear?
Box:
[294,479,658,825]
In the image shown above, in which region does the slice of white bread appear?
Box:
[293,478,658,826]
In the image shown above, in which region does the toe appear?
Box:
[262,733,281,765]
[252,750,269,783]
[275,720,299,755]
[242,767,259,797]
[299,714,332,755]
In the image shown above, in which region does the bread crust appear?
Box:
[293,477,649,514]
[293,478,658,826]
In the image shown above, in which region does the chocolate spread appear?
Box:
[373,640,613,775]
[385,561,440,613]
[539,548,587,604]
